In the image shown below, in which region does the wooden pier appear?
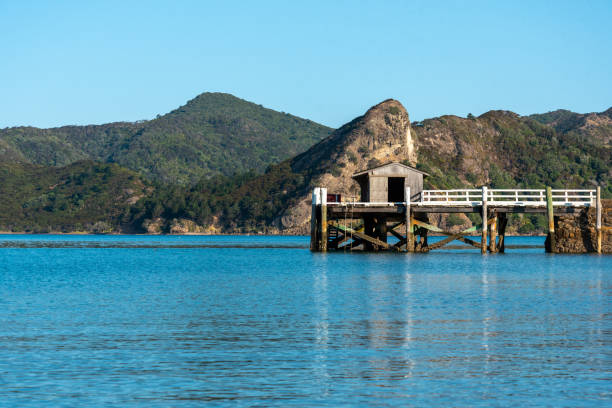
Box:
[311,186,605,254]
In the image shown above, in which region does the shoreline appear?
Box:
[0,231,548,237]
[0,231,290,236]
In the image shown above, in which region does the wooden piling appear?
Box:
[481,186,488,254]
[376,217,388,245]
[310,187,320,251]
[498,213,507,253]
[546,186,555,253]
[489,213,497,253]
[405,186,413,252]
[596,186,602,254]
[320,187,328,252]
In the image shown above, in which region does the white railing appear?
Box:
[321,188,596,207]
[421,189,481,205]
[420,188,595,207]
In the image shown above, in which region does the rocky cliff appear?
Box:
[546,200,611,253]
[267,102,611,235]
[277,99,417,233]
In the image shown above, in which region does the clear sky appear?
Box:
[1,0,611,129]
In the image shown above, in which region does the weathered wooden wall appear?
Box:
[368,177,388,202]
[404,173,423,201]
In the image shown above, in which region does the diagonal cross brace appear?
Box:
[333,223,393,250]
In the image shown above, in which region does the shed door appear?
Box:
[388,177,405,202]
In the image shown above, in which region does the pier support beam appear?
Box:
[546,186,556,253]
[596,186,602,254]
[498,213,507,253]
[363,216,375,251]
[405,186,413,252]
[310,187,320,251]
[375,217,387,245]
[489,212,498,253]
[320,188,328,252]
[481,186,488,254]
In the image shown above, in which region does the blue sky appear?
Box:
[1,0,611,128]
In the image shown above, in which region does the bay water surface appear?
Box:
[0,235,610,406]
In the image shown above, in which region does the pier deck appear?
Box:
[311,187,605,253]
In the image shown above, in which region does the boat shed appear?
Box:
[352,162,428,202]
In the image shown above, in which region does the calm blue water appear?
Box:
[0,235,610,407]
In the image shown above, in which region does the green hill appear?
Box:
[0,161,149,233]
[131,103,611,234]
[0,93,332,184]
[0,99,610,235]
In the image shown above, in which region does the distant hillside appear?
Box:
[0,93,332,183]
[133,102,611,235]
[0,161,149,233]
[0,99,610,235]
[530,108,612,147]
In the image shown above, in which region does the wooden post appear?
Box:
[320,187,328,252]
[377,217,388,245]
[481,186,488,254]
[498,213,507,253]
[596,186,602,254]
[421,217,429,251]
[489,212,497,253]
[310,187,320,251]
[363,216,374,251]
[405,186,413,252]
[546,186,555,253]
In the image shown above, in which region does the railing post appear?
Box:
[405,186,413,252]
[481,186,488,254]
[546,186,556,253]
[596,186,602,254]
[320,188,328,252]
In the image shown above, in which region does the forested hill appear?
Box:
[0,93,332,184]
[132,103,611,235]
[529,107,612,146]
[0,100,610,234]
[0,161,149,233]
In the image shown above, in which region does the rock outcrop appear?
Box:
[546,199,612,253]
[169,218,206,234]
[277,99,417,234]
[200,101,610,236]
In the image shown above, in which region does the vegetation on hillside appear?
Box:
[128,110,611,234]
[416,112,611,193]
[0,101,610,235]
[0,161,148,233]
[0,93,332,184]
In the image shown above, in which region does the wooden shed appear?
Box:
[352,162,428,202]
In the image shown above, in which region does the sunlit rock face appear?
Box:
[278,99,417,233]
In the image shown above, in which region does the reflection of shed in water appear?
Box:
[352,162,428,202]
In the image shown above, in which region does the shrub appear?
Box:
[91,221,112,234]
[387,106,401,115]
